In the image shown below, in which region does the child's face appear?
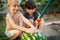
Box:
[26,8,36,15]
[9,1,20,14]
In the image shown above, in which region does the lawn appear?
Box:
[0,23,9,40]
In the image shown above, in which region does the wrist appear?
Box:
[21,27,27,32]
[31,25,34,28]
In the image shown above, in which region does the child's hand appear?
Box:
[34,17,41,26]
[25,27,40,33]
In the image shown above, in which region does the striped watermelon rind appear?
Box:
[21,32,47,40]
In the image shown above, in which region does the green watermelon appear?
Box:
[21,32,47,40]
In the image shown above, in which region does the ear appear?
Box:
[7,4,10,8]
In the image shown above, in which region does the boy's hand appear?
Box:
[25,27,40,33]
[34,17,41,26]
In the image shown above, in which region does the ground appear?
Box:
[42,13,60,40]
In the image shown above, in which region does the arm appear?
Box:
[20,13,35,28]
[7,14,28,32]
[39,18,45,31]
[23,19,34,28]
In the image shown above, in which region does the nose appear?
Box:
[29,10,33,13]
[29,10,32,12]
[16,6,19,10]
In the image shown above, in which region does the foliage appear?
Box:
[0,0,7,11]
[0,14,3,21]
[20,0,60,14]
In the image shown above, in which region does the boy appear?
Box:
[5,0,39,40]
[24,0,45,32]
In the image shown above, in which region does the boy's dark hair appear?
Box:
[24,0,36,9]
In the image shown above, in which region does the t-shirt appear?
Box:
[24,11,40,21]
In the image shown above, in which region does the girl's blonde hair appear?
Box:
[7,0,20,7]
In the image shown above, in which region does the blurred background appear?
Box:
[0,0,60,40]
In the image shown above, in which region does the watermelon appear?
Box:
[21,32,47,40]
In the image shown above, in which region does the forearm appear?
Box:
[20,13,34,28]
[39,19,45,31]
[39,23,44,31]
[12,24,27,32]
[23,18,34,27]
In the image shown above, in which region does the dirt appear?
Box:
[43,13,60,18]
[42,13,60,37]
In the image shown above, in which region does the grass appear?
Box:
[0,23,9,40]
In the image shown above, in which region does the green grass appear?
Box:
[0,23,9,40]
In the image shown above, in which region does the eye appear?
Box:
[17,5,20,7]
[13,5,16,7]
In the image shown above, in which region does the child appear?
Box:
[5,0,39,40]
[24,0,45,32]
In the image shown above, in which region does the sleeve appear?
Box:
[34,11,41,21]
[24,13,29,19]
[36,11,41,17]
[24,13,33,19]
